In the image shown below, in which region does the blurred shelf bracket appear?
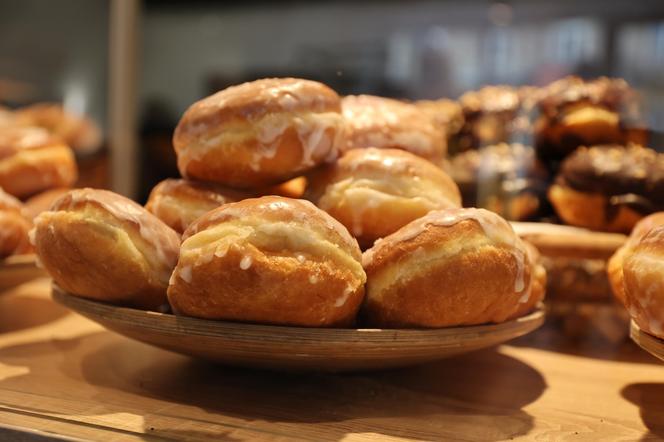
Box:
[109,0,141,198]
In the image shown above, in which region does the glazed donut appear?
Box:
[15,103,102,153]
[173,78,345,189]
[0,188,32,258]
[145,179,250,234]
[621,224,664,338]
[0,106,15,128]
[362,207,545,328]
[32,188,180,309]
[415,98,464,141]
[535,76,647,164]
[549,144,664,232]
[167,196,366,327]
[341,95,446,161]
[607,212,664,307]
[0,126,77,198]
[306,148,461,249]
[445,143,549,221]
[24,188,71,220]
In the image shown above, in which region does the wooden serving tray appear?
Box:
[0,254,47,291]
[511,222,627,260]
[630,320,664,362]
[52,287,545,372]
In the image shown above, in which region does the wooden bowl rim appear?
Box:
[52,286,545,343]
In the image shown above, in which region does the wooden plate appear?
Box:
[511,222,627,260]
[0,255,47,291]
[630,320,664,362]
[52,287,545,372]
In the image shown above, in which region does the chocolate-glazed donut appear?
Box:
[549,144,664,232]
[534,76,648,167]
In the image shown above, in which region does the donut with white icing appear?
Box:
[306,148,461,249]
[607,212,664,329]
[361,207,546,327]
[0,188,33,258]
[341,95,447,161]
[167,196,366,327]
[621,223,664,338]
[31,188,180,309]
[145,178,250,234]
[0,126,77,198]
[173,78,345,189]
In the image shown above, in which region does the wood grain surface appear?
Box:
[0,255,46,291]
[51,287,544,372]
[1,279,663,441]
[511,222,627,260]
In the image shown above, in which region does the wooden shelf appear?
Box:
[0,279,663,441]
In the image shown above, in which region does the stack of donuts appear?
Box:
[31,77,546,329]
[439,76,663,329]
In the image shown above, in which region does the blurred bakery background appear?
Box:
[2,0,664,200]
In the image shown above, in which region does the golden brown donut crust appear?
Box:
[307,148,461,249]
[608,212,664,307]
[168,196,366,327]
[145,179,249,234]
[362,208,543,328]
[24,188,71,220]
[173,78,345,189]
[548,183,643,233]
[32,188,180,309]
[0,126,77,198]
[0,188,32,258]
[622,225,664,338]
[341,95,447,161]
[15,103,102,153]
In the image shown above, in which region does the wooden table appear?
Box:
[0,279,663,441]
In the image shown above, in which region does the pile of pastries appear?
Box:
[30,77,548,329]
[0,102,102,259]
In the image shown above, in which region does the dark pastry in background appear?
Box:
[549,144,664,233]
[445,143,549,221]
[415,98,464,148]
[453,85,535,154]
[534,76,648,166]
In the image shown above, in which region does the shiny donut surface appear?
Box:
[622,225,664,338]
[307,147,461,248]
[168,196,366,327]
[0,188,32,258]
[32,188,180,309]
[146,178,248,234]
[341,95,446,161]
[174,78,345,189]
[15,103,102,153]
[362,207,544,327]
[0,126,77,198]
